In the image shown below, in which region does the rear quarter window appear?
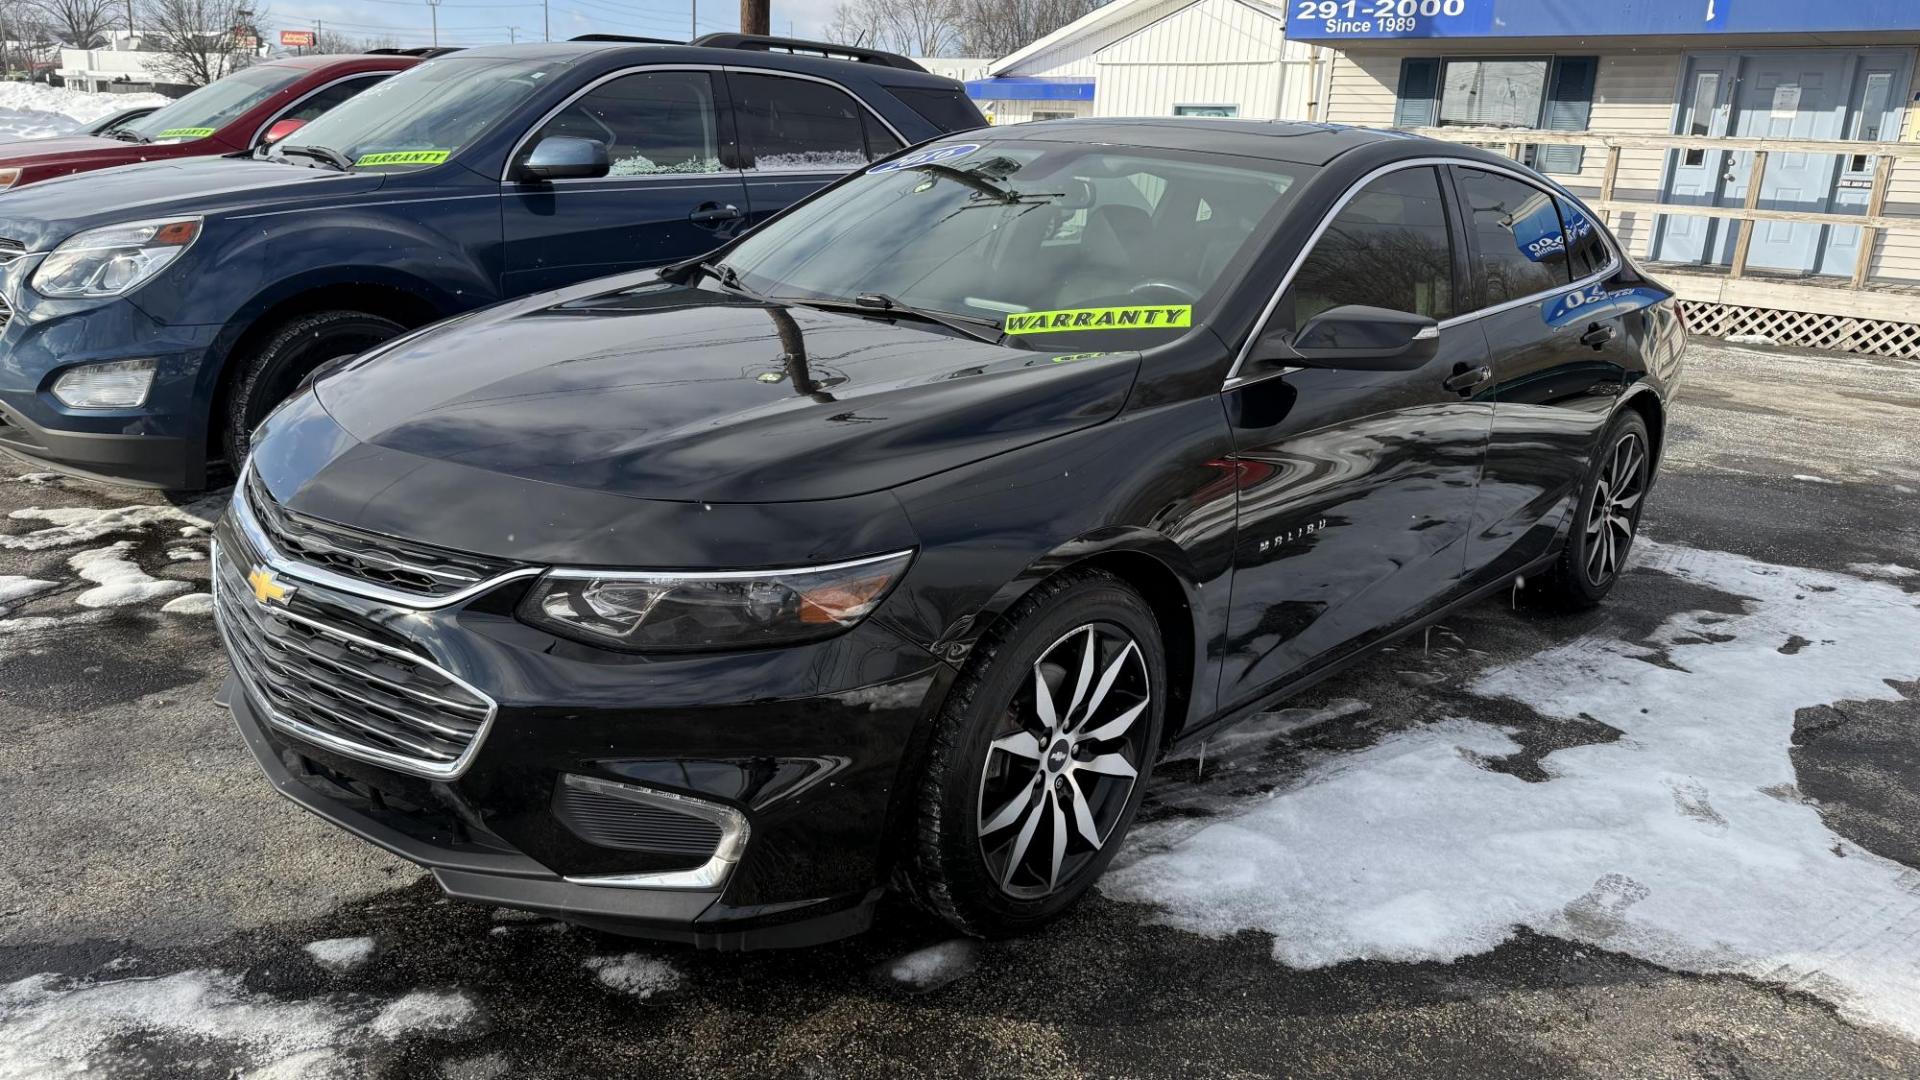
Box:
[887,86,987,133]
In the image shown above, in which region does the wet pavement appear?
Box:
[2,339,1918,1079]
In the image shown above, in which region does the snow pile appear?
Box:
[1848,562,1917,581]
[0,970,478,1078]
[883,940,980,992]
[303,937,376,973]
[1104,541,1920,1040]
[67,542,190,608]
[0,83,168,141]
[582,954,680,999]
[4,500,220,551]
[0,575,57,615]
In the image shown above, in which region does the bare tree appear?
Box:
[34,0,116,47]
[947,0,1096,58]
[825,0,1090,58]
[314,27,393,54]
[138,0,264,85]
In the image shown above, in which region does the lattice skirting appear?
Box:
[1679,301,1920,359]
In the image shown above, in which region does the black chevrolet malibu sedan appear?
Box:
[215,119,1685,947]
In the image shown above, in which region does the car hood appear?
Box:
[0,157,384,250]
[0,134,140,164]
[310,280,1139,506]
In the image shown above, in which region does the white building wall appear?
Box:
[1093,0,1319,120]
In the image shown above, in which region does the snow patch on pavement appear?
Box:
[5,500,221,551]
[0,575,57,614]
[1104,541,1920,1040]
[303,937,376,972]
[582,954,680,999]
[0,83,168,140]
[883,940,980,992]
[1848,562,1917,581]
[0,969,477,1078]
[160,593,214,615]
[68,543,191,608]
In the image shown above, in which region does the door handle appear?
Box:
[689,202,742,225]
[1580,322,1618,351]
[1443,364,1492,394]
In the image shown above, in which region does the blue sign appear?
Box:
[1543,284,1666,329]
[868,143,982,175]
[1289,0,1920,40]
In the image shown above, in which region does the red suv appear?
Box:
[0,51,439,192]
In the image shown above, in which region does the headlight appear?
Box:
[51,358,158,409]
[0,168,19,191]
[32,217,201,299]
[519,550,914,652]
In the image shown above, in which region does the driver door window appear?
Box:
[522,70,724,177]
[1286,166,1458,329]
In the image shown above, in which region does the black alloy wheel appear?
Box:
[1530,409,1652,610]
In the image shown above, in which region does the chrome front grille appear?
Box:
[0,295,13,334]
[245,470,522,600]
[213,543,496,779]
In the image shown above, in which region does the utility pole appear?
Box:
[691,0,696,39]
[740,0,767,36]
[426,0,442,47]
[543,0,549,41]
[508,25,517,43]
[314,19,322,55]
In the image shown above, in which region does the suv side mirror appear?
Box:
[1261,305,1440,371]
[515,136,611,183]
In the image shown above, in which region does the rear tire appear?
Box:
[222,310,404,471]
[1528,410,1652,611]
[901,569,1165,938]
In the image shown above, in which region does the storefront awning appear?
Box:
[963,76,1095,102]
[1288,0,1920,42]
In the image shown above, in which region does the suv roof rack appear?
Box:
[367,47,460,57]
[569,34,683,45]
[689,32,924,71]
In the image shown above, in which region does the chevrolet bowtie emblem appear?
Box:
[248,567,295,606]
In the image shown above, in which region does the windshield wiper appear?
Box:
[278,144,353,171]
[103,128,149,145]
[904,163,1059,206]
[780,292,1007,345]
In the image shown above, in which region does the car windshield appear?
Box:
[722,139,1310,346]
[122,64,308,143]
[273,55,565,169]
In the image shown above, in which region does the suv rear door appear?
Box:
[501,67,750,294]
[725,70,905,228]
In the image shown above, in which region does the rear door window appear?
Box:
[1455,167,1574,305]
[730,73,891,172]
[1287,165,1459,327]
[887,85,987,132]
[1554,193,1610,279]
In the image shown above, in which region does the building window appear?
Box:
[1174,105,1239,118]
[1032,110,1076,121]
[1395,56,1597,175]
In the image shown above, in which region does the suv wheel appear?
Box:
[1529,410,1652,610]
[223,310,404,470]
[902,569,1165,938]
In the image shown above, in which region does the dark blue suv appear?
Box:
[0,35,984,488]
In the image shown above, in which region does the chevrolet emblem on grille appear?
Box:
[248,567,296,607]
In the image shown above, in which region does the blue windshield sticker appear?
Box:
[1544,284,1666,328]
[869,142,983,174]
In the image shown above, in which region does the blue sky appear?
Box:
[272,0,841,51]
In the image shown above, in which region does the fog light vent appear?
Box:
[555,776,726,856]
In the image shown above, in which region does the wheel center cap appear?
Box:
[1047,740,1071,772]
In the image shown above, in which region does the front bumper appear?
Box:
[0,279,222,489]
[211,491,946,948]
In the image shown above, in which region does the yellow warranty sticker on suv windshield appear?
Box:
[156,127,215,139]
[354,150,451,167]
[1003,305,1192,336]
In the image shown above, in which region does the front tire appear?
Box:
[1530,410,1652,610]
[222,310,404,470]
[902,569,1165,938]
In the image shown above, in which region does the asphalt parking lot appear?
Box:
[2,338,1918,1079]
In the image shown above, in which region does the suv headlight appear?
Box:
[519,550,914,652]
[32,217,201,299]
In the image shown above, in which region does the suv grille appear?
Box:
[213,544,495,778]
[0,295,13,333]
[246,470,521,599]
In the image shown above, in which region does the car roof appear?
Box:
[258,53,421,72]
[441,41,959,88]
[979,118,1485,168]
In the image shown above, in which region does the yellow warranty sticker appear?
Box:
[156,127,216,139]
[354,150,451,167]
[1003,305,1192,336]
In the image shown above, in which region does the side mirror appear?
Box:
[262,118,306,145]
[514,136,611,183]
[1266,305,1440,371]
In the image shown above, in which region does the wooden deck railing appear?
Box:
[1406,127,1920,289]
